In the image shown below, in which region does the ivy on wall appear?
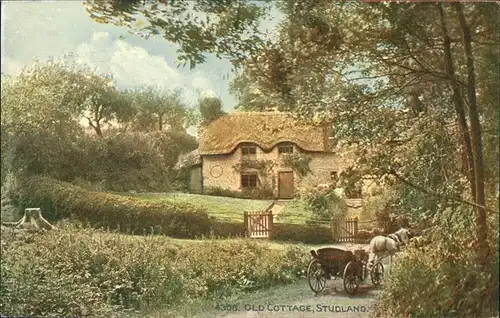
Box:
[280,153,312,177]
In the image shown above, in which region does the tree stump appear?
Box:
[1,208,57,231]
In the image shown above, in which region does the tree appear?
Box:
[239,2,498,261]
[83,0,272,69]
[127,86,188,132]
[1,60,87,180]
[197,95,225,123]
[79,74,134,137]
[229,72,278,111]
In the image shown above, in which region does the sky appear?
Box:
[1,1,284,112]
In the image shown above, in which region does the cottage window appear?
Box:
[241,173,258,189]
[241,145,257,156]
[278,143,293,154]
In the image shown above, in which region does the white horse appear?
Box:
[367,228,411,271]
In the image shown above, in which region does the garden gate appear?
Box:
[331,217,358,243]
[244,211,273,239]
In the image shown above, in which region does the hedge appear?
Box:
[10,176,334,243]
[11,176,211,238]
[210,220,246,238]
[273,223,332,244]
[210,221,332,244]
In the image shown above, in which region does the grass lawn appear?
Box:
[114,192,314,225]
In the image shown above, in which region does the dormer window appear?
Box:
[241,144,257,156]
[278,143,293,154]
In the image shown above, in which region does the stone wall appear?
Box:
[202,144,347,197]
[201,144,384,224]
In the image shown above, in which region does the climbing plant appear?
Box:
[280,153,312,178]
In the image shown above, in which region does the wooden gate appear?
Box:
[244,211,273,239]
[331,217,358,243]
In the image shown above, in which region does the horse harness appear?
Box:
[388,232,405,248]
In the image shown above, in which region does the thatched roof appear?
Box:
[199,112,332,155]
[174,148,201,170]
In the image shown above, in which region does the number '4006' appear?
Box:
[215,304,239,311]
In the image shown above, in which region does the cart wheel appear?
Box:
[343,261,359,295]
[307,260,326,293]
[371,262,384,286]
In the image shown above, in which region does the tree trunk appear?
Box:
[1,208,57,231]
[453,3,489,261]
[158,113,163,131]
[95,121,103,137]
[437,3,476,202]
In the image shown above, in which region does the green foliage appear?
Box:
[375,208,499,317]
[0,224,309,316]
[210,221,246,238]
[1,60,197,193]
[233,158,274,173]
[241,186,275,200]
[203,187,246,199]
[1,61,87,180]
[209,220,332,244]
[273,223,332,244]
[280,153,312,178]
[83,0,271,69]
[297,186,347,220]
[0,173,22,222]
[203,186,274,200]
[11,176,211,238]
[198,96,225,123]
[126,86,189,132]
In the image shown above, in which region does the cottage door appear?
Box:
[278,171,294,199]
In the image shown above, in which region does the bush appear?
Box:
[11,176,211,238]
[203,186,275,200]
[0,173,22,222]
[0,224,310,316]
[273,223,332,244]
[241,185,275,200]
[297,185,346,220]
[210,220,246,238]
[374,207,499,317]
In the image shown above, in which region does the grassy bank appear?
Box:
[116,192,313,224]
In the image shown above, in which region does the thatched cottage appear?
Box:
[180,112,365,200]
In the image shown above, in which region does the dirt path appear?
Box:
[148,246,390,318]
[212,279,381,318]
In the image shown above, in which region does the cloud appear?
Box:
[1,1,285,112]
[73,31,183,91]
[1,56,23,75]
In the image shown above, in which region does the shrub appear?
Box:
[210,220,246,238]
[0,224,310,316]
[273,223,332,244]
[241,185,275,200]
[374,207,499,317]
[0,173,22,222]
[203,187,245,199]
[297,185,346,220]
[11,176,211,238]
[204,186,275,200]
[174,240,308,298]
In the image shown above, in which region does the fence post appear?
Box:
[244,211,249,238]
[354,217,359,239]
[331,217,337,243]
[268,212,273,240]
